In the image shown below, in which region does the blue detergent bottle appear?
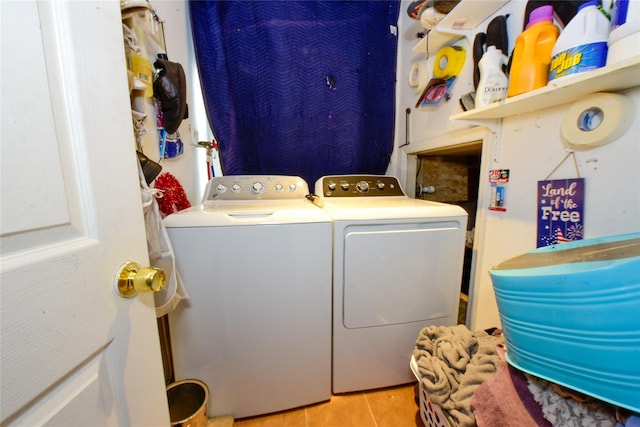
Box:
[548,1,610,82]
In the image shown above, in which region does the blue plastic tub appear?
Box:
[490,233,640,412]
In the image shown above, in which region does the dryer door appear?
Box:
[342,220,465,328]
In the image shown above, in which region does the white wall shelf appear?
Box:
[412,0,510,55]
[412,32,462,55]
[451,56,640,121]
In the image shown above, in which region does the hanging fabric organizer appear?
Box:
[122,3,186,161]
[121,3,189,319]
[189,1,400,186]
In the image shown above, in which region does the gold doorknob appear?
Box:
[115,261,166,298]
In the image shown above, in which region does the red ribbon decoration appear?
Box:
[154,172,191,216]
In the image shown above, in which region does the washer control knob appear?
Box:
[327,182,337,191]
[288,183,297,192]
[216,184,227,193]
[231,184,241,193]
[274,183,283,192]
[251,181,265,194]
[376,182,385,190]
[356,181,369,193]
[340,182,350,191]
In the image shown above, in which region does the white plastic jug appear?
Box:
[475,46,509,107]
[607,0,640,65]
[549,0,610,82]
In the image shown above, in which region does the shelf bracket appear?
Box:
[450,117,501,134]
[491,130,502,164]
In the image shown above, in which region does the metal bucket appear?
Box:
[166,379,209,427]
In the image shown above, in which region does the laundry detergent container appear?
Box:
[490,233,640,412]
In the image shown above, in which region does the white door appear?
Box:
[1,1,169,425]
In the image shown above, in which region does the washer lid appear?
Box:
[164,199,331,227]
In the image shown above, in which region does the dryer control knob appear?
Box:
[274,184,283,192]
[251,182,265,194]
[216,184,227,193]
[328,182,337,191]
[288,183,297,192]
[376,182,385,190]
[340,182,350,191]
[356,181,370,193]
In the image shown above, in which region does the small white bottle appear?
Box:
[475,46,509,108]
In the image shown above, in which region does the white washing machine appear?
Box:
[165,176,332,419]
[314,175,468,393]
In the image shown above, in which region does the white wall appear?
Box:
[469,87,640,330]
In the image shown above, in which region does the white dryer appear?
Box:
[165,176,332,419]
[314,175,468,393]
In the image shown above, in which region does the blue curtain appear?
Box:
[189,0,400,187]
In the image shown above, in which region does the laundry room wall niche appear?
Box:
[413,139,483,326]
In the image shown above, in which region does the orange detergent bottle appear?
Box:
[507,5,559,97]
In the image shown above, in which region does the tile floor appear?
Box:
[233,382,424,427]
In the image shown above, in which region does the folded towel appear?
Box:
[471,358,552,427]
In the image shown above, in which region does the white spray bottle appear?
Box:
[475,46,509,107]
